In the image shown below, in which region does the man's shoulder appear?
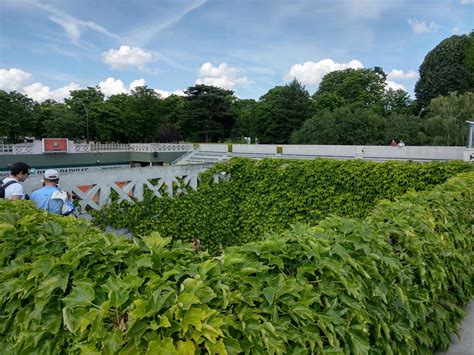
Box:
[31,185,56,197]
[2,177,18,184]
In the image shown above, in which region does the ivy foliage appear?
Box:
[0,172,473,353]
[93,158,473,253]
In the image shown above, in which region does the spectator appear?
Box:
[30,169,75,215]
[390,140,398,147]
[398,140,405,147]
[1,162,30,200]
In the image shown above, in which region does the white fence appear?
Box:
[129,143,193,152]
[23,164,216,211]
[0,141,194,154]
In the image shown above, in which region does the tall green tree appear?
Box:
[312,68,386,113]
[34,100,83,139]
[95,93,131,142]
[234,99,259,142]
[182,85,237,142]
[290,107,386,145]
[421,91,474,146]
[66,87,105,142]
[382,89,413,115]
[158,94,187,142]
[124,86,164,142]
[415,33,474,108]
[257,79,313,143]
[0,91,36,143]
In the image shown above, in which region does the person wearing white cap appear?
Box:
[30,169,75,215]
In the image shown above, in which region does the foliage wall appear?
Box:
[0,172,472,353]
[93,158,473,254]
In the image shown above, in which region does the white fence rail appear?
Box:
[24,164,215,211]
[0,141,194,154]
[90,143,129,151]
[130,143,193,152]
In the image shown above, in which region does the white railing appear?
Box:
[13,144,34,154]
[172,147,199,165]
[0,144,13,153]
[130,143,194,152]
[90,143,130,151]
[24,164,215,211]
[72,144,91,153]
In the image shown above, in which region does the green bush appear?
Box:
[0,172,472,353]
[93,158,473,253]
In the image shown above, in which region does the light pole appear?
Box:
[75,98,89,143]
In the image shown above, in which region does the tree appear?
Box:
[124,86,165,142]
[0,91,36,143]
[95,94,131,142]
[234,99,259,142]
[384,112,422,145]
[290,107,387,145]
[34,100,83,139]
[415,33,474,108]
[382,89,413,115]
[257,79,313,143]
[182,85,237,142]
[312,68,386,113]
[421,91,474,146]
[66,87,105,142]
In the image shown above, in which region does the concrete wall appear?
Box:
[233,144,279,154]
[129,151,183,164]
[197,144,468,162]
[198,144,228,153]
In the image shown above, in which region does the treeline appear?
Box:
[1,33,473,145]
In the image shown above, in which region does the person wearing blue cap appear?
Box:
[30,169,75,215]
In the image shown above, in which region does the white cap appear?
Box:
[44,169,59,180]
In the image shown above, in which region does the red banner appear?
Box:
[43,138,68,153]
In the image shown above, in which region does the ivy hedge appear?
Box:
[0,172,472,353]
[93,158,473,253]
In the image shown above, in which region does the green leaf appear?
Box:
[62,281,95,309]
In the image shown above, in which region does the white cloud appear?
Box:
[129,79,146,91]
[154,89,185,98]
[285,59,364,86]
[99,77,152,96]
[387,69,417,80]
[460,0,474,4]
[195,62,250,90]
[23,82,80,102]
[408,18,439,34]
[98,77,127,96]
[385,80,406,91]
[102,45,154,70]
[0,68,32,91]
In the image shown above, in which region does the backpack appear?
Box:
[50,189,76,216]
[0,180,19,199]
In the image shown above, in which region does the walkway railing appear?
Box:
[24,163,216,211]
[130,143,193,152]
[0,141,194,154]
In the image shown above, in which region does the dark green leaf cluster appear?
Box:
[93,158,472,254]
[1,172,472,353]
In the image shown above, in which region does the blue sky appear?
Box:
[0,0,472,102]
